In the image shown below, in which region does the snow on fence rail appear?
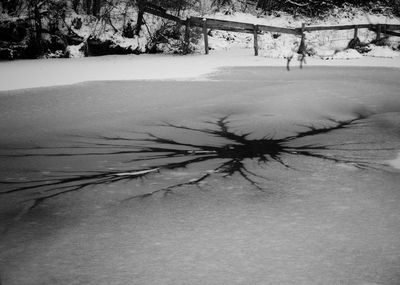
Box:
[140,3,400,56]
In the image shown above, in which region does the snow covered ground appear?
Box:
[206,10,400,57]
[1,66,400,285]
[0,48,400,91]
[1,8,400,284]
[1,6,400,91]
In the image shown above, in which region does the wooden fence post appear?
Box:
[376,24,381,40]
[353,25,358,39]
[347,25,359,49]
[184,18,191,55]
[202,18,209,55]
[299,23,306,50]
[382,24,387,36]
[301,23,305,34]
[253,24,258,56]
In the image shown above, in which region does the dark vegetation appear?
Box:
[0,114,395,211]
[0,0,139,59]
[246,0,400,17]
[0,0,399,59]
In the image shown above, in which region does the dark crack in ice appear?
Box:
[0,113,394,209]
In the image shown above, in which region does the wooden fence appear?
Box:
[141,3,400,56]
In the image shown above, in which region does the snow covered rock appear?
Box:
[333,49,362,59]
[367,45,399,58]
[314,48,362,60]
[66,43,86,58]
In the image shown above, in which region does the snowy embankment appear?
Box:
[202,9,400,58]
[1,6,400,91]
[0,48,400,91]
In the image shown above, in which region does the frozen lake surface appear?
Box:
[1,66,400,285]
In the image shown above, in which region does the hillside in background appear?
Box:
[0,0,399,60]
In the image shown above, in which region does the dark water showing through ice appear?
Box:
[1,66,400,285]
[0,113,391,208]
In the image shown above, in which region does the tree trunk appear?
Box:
[85,0,92,14]
[33,2,42,44]
[135,0,145,35]
[92,0,102,17]
[72,0,81,12]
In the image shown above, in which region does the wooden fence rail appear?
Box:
[140,3,400,56]
[302,24,373,32]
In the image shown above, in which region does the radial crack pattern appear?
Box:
[0,114,393,208]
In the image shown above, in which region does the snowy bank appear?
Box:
[0,48,400,91]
